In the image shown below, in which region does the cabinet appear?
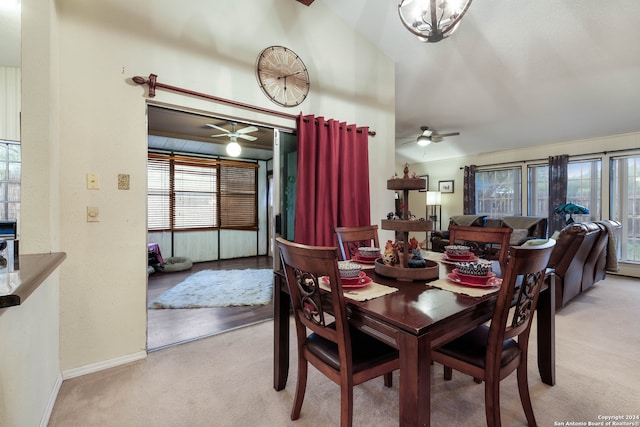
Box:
[375,177,439,281]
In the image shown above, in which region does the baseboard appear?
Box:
[40,373,63,427]
[61,351,147,380]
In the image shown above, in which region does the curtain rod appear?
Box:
[301,117,371,134]
[132,74,376,136]
[459,147,640,169]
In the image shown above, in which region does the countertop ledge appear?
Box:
[0,252,67,309]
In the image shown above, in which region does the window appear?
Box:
[527,164,549,216]
[611,155,640,263]
[475,167,522,217]
[566,159,601,222]
[220,165,257,229]
[147,153,257,231]
[173,161,217,229]
[0,141,20,221]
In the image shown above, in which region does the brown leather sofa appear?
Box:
[431,215,548,252]
[547,220,621,309]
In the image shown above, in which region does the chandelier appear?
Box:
[398,0,473,43]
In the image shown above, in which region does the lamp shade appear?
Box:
[426,191,442,205]
[398,0,473,43]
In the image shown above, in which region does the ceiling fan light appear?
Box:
[417,135,431,146]
[226,141,242,157]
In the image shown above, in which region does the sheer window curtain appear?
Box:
[548,154,569,233]
[294,114,371,246]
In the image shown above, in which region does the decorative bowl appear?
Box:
[358,247,381,258]
[445,245,470,256]
[455,260,492,276]
[338,261,362,278]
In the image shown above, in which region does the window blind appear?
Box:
[147,153,258,231]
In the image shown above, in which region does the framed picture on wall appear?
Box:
[438,180,454,193]
[419,175,429,192]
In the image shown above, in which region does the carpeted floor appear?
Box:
[49,274,640,426]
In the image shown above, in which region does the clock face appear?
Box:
[256,46,310,107]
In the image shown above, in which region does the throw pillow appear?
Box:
[522,238,550,246]
[509,228,529,245]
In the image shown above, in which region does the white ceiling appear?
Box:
[319,0,640,164]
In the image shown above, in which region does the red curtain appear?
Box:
[294,113,371,246]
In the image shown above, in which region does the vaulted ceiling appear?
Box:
[5,1,640,164]
[319,0,640,164]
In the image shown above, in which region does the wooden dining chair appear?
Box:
[275,237,399,427]
[448,225,513,274]
[334,225,380,261]
[432,239,556,427]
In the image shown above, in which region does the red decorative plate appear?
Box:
[342,275,373,289]
[443,253,478,262]
[321,272,373,289]
[353,254,379,264]
[447,272,501,288]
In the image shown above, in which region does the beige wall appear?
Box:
[0,1,63,426]
[2,0,396,424]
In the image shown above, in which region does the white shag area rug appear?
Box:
[148,269,273,309]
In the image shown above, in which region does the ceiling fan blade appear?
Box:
[210,133,229,138]
[237,134,257,141]
[236,126,259,134]
[433,132,460,138]
[206,123,230,133]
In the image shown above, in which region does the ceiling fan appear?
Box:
[206,122,259,141]
[206,122,259,157]
[406,126,460,146]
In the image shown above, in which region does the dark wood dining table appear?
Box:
[273,256,556,427]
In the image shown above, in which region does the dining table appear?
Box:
[272,251,556,427]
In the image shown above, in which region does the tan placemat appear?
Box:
[352,262,376,270]
[319,277,398,301]
[422,250,449,263]
[427,278,500,298]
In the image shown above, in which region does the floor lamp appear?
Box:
[426,191,442,231]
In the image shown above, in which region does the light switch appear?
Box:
[87,206,99,222]
[87,173,100,189]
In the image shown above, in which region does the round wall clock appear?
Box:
[256,46,310,107]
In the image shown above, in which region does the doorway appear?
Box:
[145,105,296,350]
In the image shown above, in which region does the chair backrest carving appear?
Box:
[276,237,351,358]
[492,240,555,352]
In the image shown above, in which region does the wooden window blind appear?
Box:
[147,153,258,231]
[220,163,257,230]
